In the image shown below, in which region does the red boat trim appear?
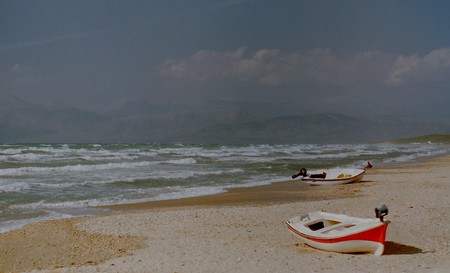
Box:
[287,222,389,244]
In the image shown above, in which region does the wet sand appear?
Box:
[1,157,450,272]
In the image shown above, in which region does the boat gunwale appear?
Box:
[286,211,389,240]
[286,220,389,241]
[301,169,365,182]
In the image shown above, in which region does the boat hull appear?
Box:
[301,169,365,185]
[286,212,390,255]
[287,222,389,255]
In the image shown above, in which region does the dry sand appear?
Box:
[1,156,450,273]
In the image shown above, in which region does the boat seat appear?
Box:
[318,222,355,233]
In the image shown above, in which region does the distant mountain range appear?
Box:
[174,114,450,144]
[1,96,450,144]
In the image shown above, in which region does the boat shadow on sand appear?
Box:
[383,241,423,255]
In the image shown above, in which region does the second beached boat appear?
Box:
[292,168,365,185]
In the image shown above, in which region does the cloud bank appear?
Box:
[387,48,450,85]
[159,47,450,91]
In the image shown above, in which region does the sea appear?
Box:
[1,142,449,233]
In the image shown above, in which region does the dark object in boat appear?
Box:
[310,172,327,179]
[292,168,326,179]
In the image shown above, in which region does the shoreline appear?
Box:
[98,148,450,212]
[1,155,450,272]
[94,150,445,212]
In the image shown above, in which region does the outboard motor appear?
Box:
[375,204,389,222]
[292,168,307,179]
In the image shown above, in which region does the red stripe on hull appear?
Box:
[287,222,389,244]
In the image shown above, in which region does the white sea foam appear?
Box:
[0,182,31,192]
[147,186,227,201]
[11,200,81,210]
[0,161,157,176]
[0,210,79,234]
[166,158,197,164]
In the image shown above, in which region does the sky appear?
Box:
[1,0,450,119]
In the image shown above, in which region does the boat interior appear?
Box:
[306,219,356,234]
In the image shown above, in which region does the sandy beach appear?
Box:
[1,156,450,273]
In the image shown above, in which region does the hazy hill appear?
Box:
[1,97,450,144]
[392,134,450,145]
[0,97,108,143]
[178,114,450,144]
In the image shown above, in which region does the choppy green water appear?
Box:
[1,142,448,232]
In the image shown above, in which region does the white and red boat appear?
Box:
[293,168,365,186]
[286,205,390,255]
